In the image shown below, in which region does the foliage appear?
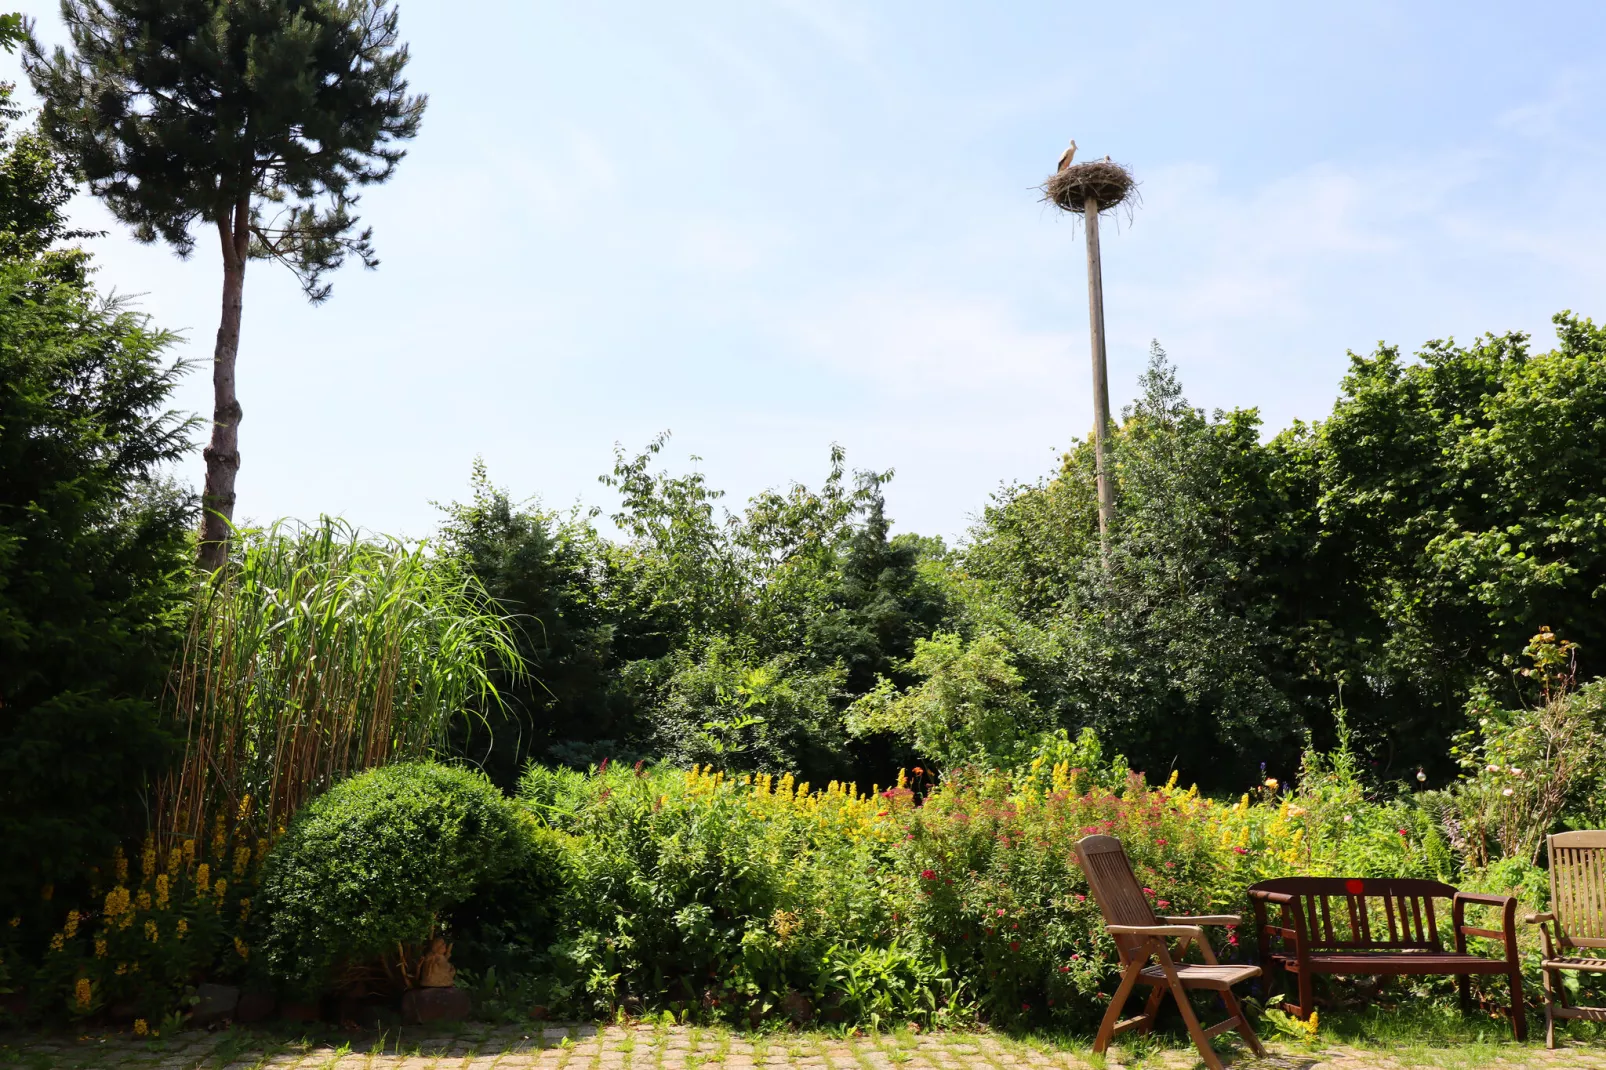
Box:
[0,83,196,917]
[30,802,264,1024]
[848,633,1048,769]
[255,762,530,995]
[441,440,949,786]
[1437,629,1606,868]
[519,761,960,1025]
[24,0,426,300]
[960,319,1606,787]
[157,518,521,843]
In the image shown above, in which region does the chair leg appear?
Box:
[1508,962,1528,1042]
[1166,979,1223,1070]
[1296,967,1314,1019]
[1457,972,1471,1014]
[1138,982,1168,1034]
[1219,985,1266,1057]
[1093,958,1147,1056]
[1541,968,1556,1050]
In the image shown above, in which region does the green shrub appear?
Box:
[256,762,529,993]
[522,762,942,1023]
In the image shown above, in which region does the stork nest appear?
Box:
[1041,159,1138,214]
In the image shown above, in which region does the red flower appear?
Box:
[1156,839,1167,846]
[1398,828,1409,838]
[1020,1002,1030,1012]
[1075,894,1086,902]
[1143,888,1155,896]
[1010,941,1021,951]
[1233,847,1249,855]
[921,869,936,880]
[1157,900,1170,909]
[1058,965,1069,973]
[996,908,1006,917]
[1228,934,1239,946]
[1071,953,1081,960]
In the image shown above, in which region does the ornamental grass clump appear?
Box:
[156,518,521,846]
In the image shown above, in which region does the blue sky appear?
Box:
[10,1,1606,542]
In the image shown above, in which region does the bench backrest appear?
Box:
[1249,876,1459,951]
[1548,830,1606,951]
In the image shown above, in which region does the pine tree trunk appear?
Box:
[198,202,250,572]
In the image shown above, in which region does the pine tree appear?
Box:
[25,0,426,568]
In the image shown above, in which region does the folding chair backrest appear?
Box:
[1076,834,1159,963]
[1549,830,1606,951]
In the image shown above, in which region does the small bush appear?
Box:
[256,762,528,993]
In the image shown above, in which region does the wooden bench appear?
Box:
[1248,876,1526,1041]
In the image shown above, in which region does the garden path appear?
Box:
[3,1022,1604,1070]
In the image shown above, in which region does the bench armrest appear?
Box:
[1248,890,1297,905]
[1163,915,1240,927]
[1452,891,1519,959]
[1454,891,1517,908]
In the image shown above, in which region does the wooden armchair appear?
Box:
[1075,835,1265,1070]
[1529,830,1606,1048]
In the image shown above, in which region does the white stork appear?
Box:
[1057,139,1076,172]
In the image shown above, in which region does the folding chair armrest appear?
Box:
[1107,924,1206,939]
[1163,915,1240,927]
[1525,912,1556,924]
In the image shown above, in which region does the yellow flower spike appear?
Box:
[176,918,188,940]
[133,1018,148,1037]
[113,846,128,883]
[63,910,79,940]
[114,963,127,976]
[195,863,210,895]
[214,877,227,903]
[7,916,18,929]
[233,936,249,960]
[238,793,253,823]
[94,938,107,958]
[154,874,169,910]
[49,933,64,952]
[73,978,92,1011]
[182,839,196,865]
[233,846,251,878]
[1166,769,1180,790]
[238,897,251,922]
[165,848,181,875]
[144,920,158,942]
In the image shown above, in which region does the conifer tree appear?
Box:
[25,0,426,569]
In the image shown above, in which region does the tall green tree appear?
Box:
[0,82,196,911]
[25,0,426,569]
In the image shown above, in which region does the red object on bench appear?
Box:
[1248,876,1527,1041]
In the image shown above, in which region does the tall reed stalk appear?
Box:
[157,518,522,844]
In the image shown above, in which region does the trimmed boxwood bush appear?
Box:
[256,761,533,992]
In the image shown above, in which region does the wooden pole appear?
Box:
[1084,192,1115,553]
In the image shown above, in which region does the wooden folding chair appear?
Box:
[1075,835,1266,1070]
[1529,830,1606,1048]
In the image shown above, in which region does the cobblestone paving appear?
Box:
[4,1022,1606,1070]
